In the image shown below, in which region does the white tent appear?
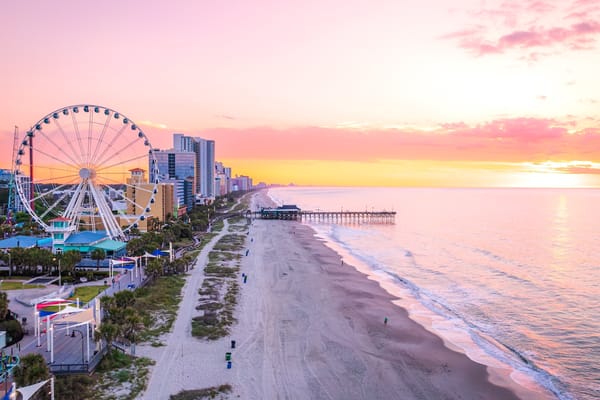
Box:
[16,379,50,400]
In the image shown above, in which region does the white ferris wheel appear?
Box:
[14,104,160,241]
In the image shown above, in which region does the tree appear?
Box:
[90,248,106,270]
[60,250,82,276]
[95,322,120,360]
[145,258,164,282]
[12,353,51,394]
[0,291,8,321]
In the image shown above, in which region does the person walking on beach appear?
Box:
[384,317,388,325]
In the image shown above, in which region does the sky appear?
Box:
[1,0,600,187]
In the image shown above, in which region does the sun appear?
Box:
[511,161,598,188]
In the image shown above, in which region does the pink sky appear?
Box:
[1,0,599,187]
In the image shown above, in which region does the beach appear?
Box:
[139,191,551,399]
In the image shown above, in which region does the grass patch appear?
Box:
[196,302,223,311]
[69,285,109,303]
[94,350,155,400]
[227,215,249,225]
[187,250,200,259]
[212,234,246,252]
[0,281,45,290]
[192,280,239,340]
[208,251,240,263]
[204,265,238,278]
[198,233,217,249]
[173,238,194,248]
[170,384,232,400]
[211,219,224,233]
[134,275,185,342]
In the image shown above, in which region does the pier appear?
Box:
[300,210,396,224]
[249,205,395,224]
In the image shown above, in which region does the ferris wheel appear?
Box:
[14,104,160,241]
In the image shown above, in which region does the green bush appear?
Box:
[0,318,23,345]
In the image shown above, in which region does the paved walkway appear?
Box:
[140,219,231,399]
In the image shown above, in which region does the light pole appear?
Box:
[71,329,84,364]
[53,257,62,287]
[7,251,11,278]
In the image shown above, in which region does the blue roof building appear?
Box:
[0,235,53,249]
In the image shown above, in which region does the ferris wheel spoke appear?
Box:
[71,112,87,165]
[39,184,78,220]
[96,153,150,174]
[100,174,155,195]
[95,137,144,168]
[92,123,128,166]
[54,118,84,165]
[90,112,113,167]
[32,181,76,202]
[34,125,82,167]
[87,111,94,168]
[32,146,80,171]
[31,173,79,184]
[88,181,125,240]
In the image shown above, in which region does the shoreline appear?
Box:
[227,191,549,399]
[310,226,555,400]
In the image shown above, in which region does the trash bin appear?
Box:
[231,340,236,349]
[225,352,231,361]
[227,361,232,369]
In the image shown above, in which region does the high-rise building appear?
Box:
[215,162,232,196]
[172,134,216,199]
[196,138,215,198]
[151,150,196,190]
[173,133,195,152]
[231,175,253,192]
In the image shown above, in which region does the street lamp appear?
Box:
[7,251,11,278]
[71,329,84,364]
[53,257,62,287]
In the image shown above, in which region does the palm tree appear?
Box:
[90,248,106,270]
[122,308,143,345]
[12,353,50,388]
[145,258,164,282]
[60,250,82,276]
[95,322,119,360]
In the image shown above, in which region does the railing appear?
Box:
[49,342,108,375]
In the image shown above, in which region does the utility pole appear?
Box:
[7,126,19,225]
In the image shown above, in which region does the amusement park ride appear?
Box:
[11,104,160,241]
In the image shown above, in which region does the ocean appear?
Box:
[267,187,599,400]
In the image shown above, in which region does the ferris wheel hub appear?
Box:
[79,168,96,180]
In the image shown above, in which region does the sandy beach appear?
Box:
[139,191,550,399]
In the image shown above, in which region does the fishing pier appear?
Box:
[249,205,396,224]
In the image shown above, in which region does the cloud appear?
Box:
[201,118,600,165]
[444,1,600,57]
[139,120,168,129]
[214,114,236,120]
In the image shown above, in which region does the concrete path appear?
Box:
[139,219,231,400]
